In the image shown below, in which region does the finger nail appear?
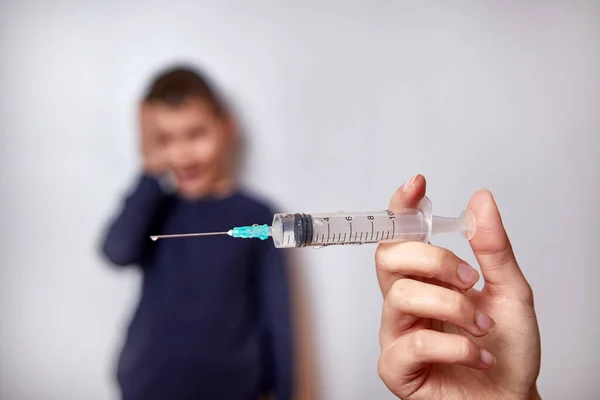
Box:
[458,263,479,285]
[480,349,496,367]
[475,309,495,331]
[402,175,417,193]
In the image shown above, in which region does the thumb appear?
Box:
[468,190,533,303]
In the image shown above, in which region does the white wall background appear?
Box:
[1,1,599,399]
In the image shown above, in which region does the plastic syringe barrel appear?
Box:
[270,197,475,249]
[271,211,428,249]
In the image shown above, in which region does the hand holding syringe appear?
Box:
[150,197,476,247]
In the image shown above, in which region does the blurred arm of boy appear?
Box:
[101,103,173,266]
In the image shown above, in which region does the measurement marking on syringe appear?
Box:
[360,232,363,241]
[375,231,380,241]
[343,233,347,242]
[392,220,395,239]
[386,231,390,240]
[349,222,353,240]
[327,224,331,242]
[370,222,374,240]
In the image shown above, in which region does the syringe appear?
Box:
[150,197,476,248]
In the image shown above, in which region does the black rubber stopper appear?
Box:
[293,213,314,247]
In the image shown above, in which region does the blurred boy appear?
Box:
[101,66,293,400]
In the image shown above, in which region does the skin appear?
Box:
[139,98,234,199]
[376,174,542,400]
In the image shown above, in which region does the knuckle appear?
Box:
[375,243,411,274]
[386,279,413,310]
[456,336,477,361]
[407,330,428,358]
[433,247,455,275]
[521,282,535,305]
[377,354,390,382]
[377,347,399,385]
[375,245,392,272]
[446,291,469,317]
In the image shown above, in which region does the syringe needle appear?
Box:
[150,232,230,241]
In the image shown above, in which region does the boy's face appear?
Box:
[151,99,231,199]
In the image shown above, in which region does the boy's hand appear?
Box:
[139,103,167,176]
[376,175,542,400]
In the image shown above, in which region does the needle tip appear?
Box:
[150,236,158,241]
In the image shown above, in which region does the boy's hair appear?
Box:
[143,65,224,114]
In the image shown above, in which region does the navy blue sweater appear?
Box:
[101,174,293,400]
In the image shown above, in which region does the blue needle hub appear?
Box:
[229,224,270,240]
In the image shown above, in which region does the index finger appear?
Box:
[375,174,427,297]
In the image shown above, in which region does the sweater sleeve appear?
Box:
[100,174,172,267]
[256,209,294,400]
